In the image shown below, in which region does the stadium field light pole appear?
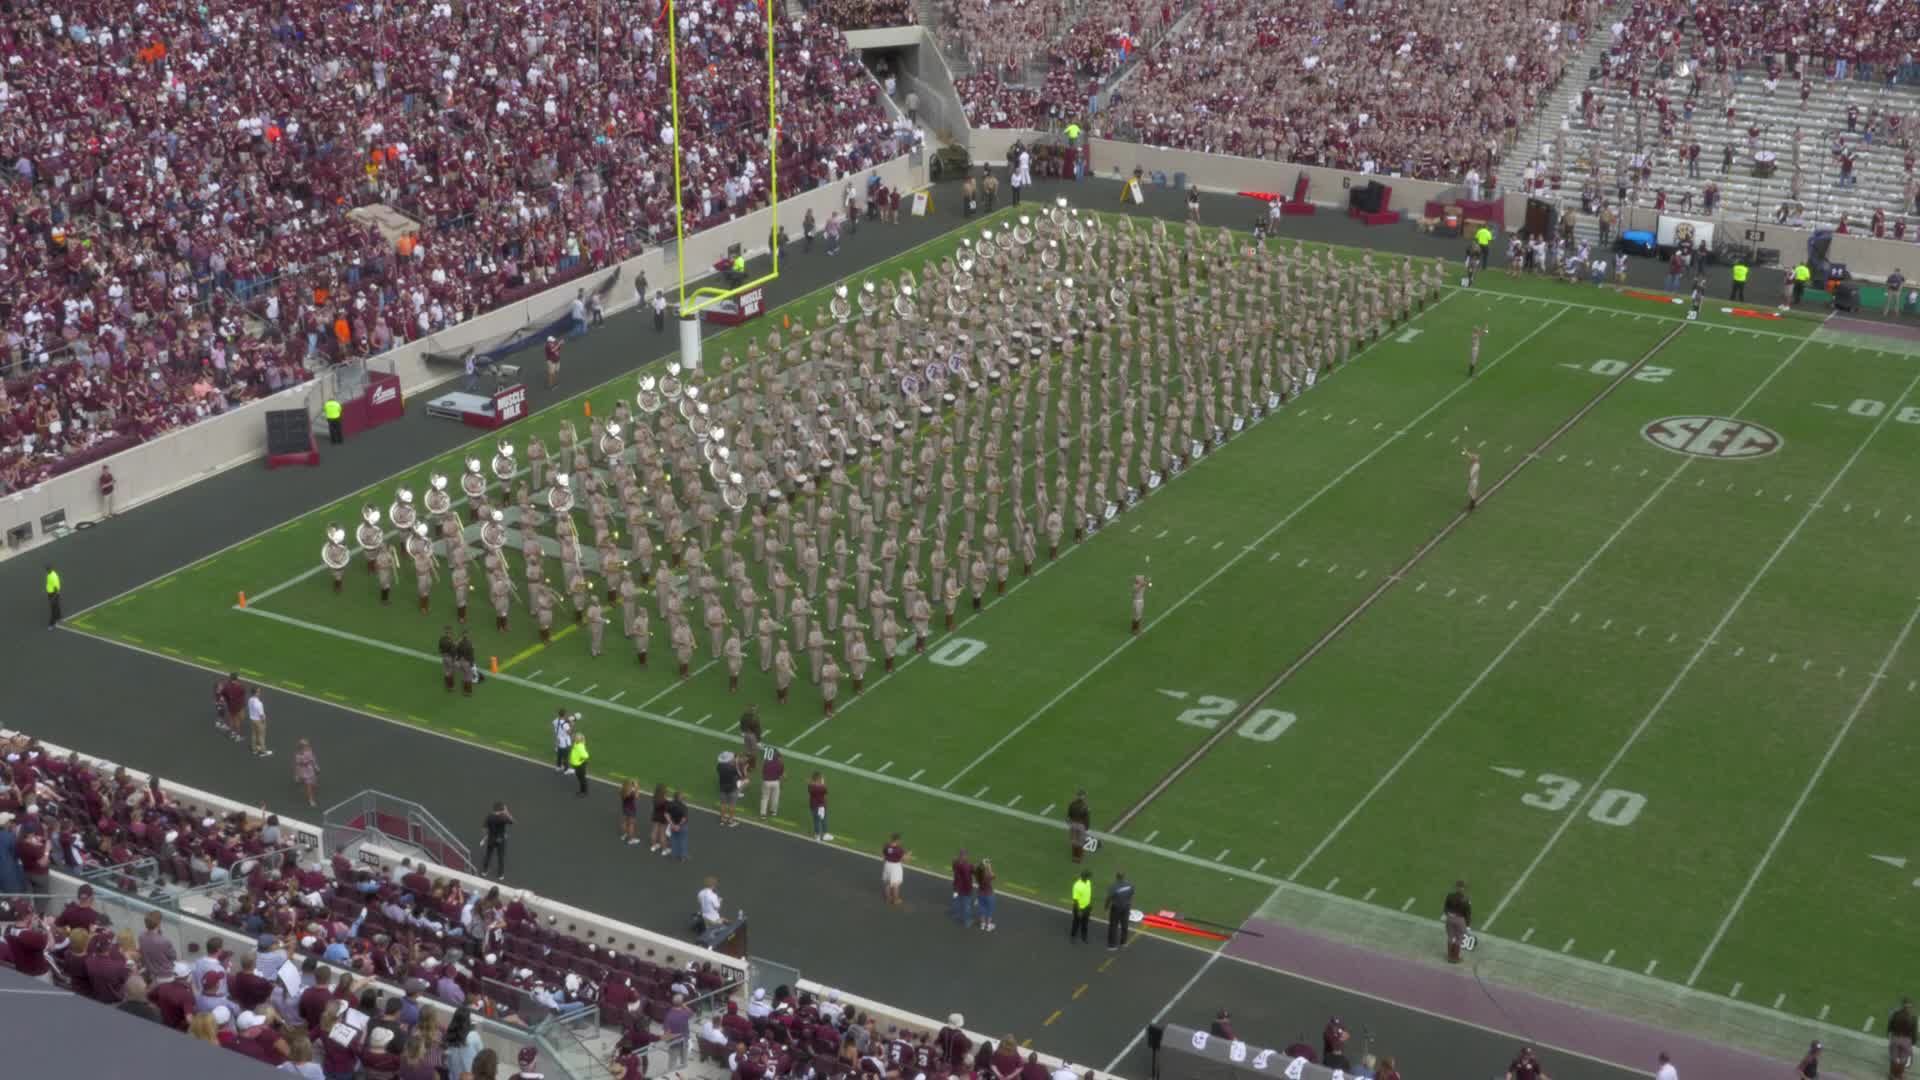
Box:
[665,0,782,373]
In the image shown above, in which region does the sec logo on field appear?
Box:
[1641,416,1782,460]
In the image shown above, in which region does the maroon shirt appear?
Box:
[951,857,973,896]
[54,902,106,931]
[882,842,904,864]
[974,864,994,897]
[150,977,195,1029]
[4,924,49,976]
[807,780,828,811]
[232,969,275,1010]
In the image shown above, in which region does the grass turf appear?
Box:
[73,212,1920,1059]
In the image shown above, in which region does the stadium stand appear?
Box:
[812,0,919,31]
[0,730,1143,1080]
[1509,0,1920,232]
[1095,0,1584,179]
[946,0,1185,129]
[0,0,901,496]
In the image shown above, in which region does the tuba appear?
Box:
[461,457,487,499]
[829,283,853,322]
[322,524,351,570]
[491,440,516,481]
[424,472,453,516]
[721,471,748,511]
[548,473,575,515]
[480,508,509,551]
[600,421,626,459]
[405,521,435,561]
[858,281,880,317]
[389,487,417,531]
[355,504,384,554]
[977,229,998,260]
[636,373,663,414]
[893,284,916,319]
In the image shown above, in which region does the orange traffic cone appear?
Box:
[237,591,247,608]
[490,656,500,673]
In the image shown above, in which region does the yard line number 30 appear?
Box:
[1521,773,1646,827]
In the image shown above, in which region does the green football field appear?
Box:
[73,212,1920,1056]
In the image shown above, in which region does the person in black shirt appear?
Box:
[1797,1041,1821,1079]
[1105,872,1134,950]
[1443,880,1472,963]
[455,632,478,696]
[1066,790,1091,864]
[1890,999,1916,1078]
[480,802,514,880]
[1505,1045,1547,1080]
[438,628,457,692]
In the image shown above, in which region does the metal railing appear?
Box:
[323,789,475,872]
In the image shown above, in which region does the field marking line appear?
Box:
[1290,332,1811,883]
[67,211,1026,624]
[941,291,1496,793]
[1486,360,1920,931]
[1685,594,1920,985]
[1120,313,1681,835]
[211,604,1296,888]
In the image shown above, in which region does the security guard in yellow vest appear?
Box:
[1730,259,1749,302]
[1474,225,1494,270]
[1792,262,1812,306]
[324,398,344,444]
[1068,870,1093,943]
[729,252,746,286]
[45,564,61,628]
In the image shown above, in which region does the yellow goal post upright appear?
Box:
[666,0,782,372]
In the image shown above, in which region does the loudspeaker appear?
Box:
[1145,1025,1164,1052]
[265,408,311,456]
[1349,181,1385,214]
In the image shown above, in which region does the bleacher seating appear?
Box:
[0,0,899,495]
[814,0,918,30]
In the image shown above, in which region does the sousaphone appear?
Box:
[829,284,853,322]
[389,487,417,531]
[977,230,998,260]
[636,373,663,413]
[721,471,748,511]
[425,472,453,516]
[1041,240,1061,271]
[480,508,509,551]
[893,284,915,319]
[355,504,384,554]
[491,440,516,481]
[405,521,434,561]
[322,524,352,570]
[461,457,487,499]
[1011,215,1034,246]
[600,421,625,458]
[858,281,880,317]
[548,473,575,514]
[1047,197,1070,228]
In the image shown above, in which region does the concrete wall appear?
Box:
[896,31,971,146]
[843,26,924,49]
[0,153,926,563]
[1617,205,1919,281]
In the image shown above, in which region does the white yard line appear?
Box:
[1290,335,1812,884]
[942,294,1527,791]
[1485,361,1920,930]
[1685,596,1920,985]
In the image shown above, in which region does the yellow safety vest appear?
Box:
[324,399,343,421]
[45,569,61,595]
[1475,227,1493,249]
[1795,264,1811,283]
[1070,878,1092,910]
[733,256,745,272]
[1065,123,1081,141]
[1731,263,1749,282]
[569,739,590,768]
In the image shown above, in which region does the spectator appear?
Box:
[293,740,320,809]
[118,974,164,1024]
[667,789,690,861]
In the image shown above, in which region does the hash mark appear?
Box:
[1520,927,1535,943]
[1324,877,1340,891]
[1733,646,1744,657]
[665,704,680,716]
[1425,431,1434,440]
[1373,421,1384,430]
[1298,557,1312,568]
[1875,508,1883,520]
[1184,535,1199,545]
[1804,659,1814,671]
[1006,795,1022,808]
[1667,632,1678,643]
[609,690,627,703]
[1355,569,1367,580]
[1645,959,1659,975]
[973,786,991,799]
[1600,619,1612,631]
[1039,803,1055,817]
[1696,477,1706,487]
[878,761,893,773]
[1250,857,1268,873]
[1601,949,1615,965]
[1639,467,1649,478]
[580,684,598,695]
[1179,839,1195,852]
[1845,504,1853,513]
[1349,418,1358,426]
[908,769,925,781]
[1212,540,1225,551]
[1584,459,1594,468]
[694,713,712,726]
[1268,552,1281,561]
[1217,848,1233,863]
[1142,829,1160,845]
[1729,982,1742,998]
[1155,529,1170,540]
[1867,1017,1879,1032]
[1838,666,1847,678]
[1445,587,1458,599]
[1507,599,1519,611]
[1361,887,1376,902]
[1328,563,1341,574]
[527,670,544,680]
[1130,524,1142,533]
[1769,653,1777,664]
[1401,897,1417,912]
[1475,594,1488,605]
[1416,582,1428,593]
[1773,992,1786,1010]
[816,745,833,756]
[1561,938,1576,954]
[1818,1005,1830,1021]
[1569,612,1582,625]
[1557,454,1568,463]
[1636,626,1647,637]
[1755,490,1764,498]
[845,752,862,766]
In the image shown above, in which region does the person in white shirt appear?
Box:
[552,710,574,774]
[246,689,271,757]
[746,987,773,1019]
[1654,1051,1678,1080]
[697,877,724,929]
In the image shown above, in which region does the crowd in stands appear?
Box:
[939,0,1076,75]
[1099,0,1585,179]
[956,70,1089,129]
[0,0,902,494]
[812,0,918,31]
[1605,0,1919,79]
[1046,0,1180,82]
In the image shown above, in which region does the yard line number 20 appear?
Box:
[1175,695,1297,742]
